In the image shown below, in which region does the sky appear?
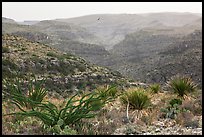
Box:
[2,2,202,22]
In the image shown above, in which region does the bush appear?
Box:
[160,98,185,119]
[176,111,199,128]
[47,52,58,57]
[120,88,150,110]
[44,122,77,135]
[167,75,197,97]
[149,84,160,93]
[2,46,10,53]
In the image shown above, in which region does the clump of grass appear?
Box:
[120,88,150,110]
[167,75,197,97]
[149,83,160,93]
[95,85,119,99]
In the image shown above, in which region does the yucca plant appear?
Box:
[4,91,113,129]
[149,83,160,93]
[120,88,150,110]
[3,77,116,130]
[167,75,197,97]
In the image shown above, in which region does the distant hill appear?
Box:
[2,17,17,24]
[2,18,109,64]
[56,12,201,49]
[17,20,40,25]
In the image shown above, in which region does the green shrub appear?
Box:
[2,58,19,70]
[169,98,182,107]
[149,83,160,93]
[160,98,186,119]
[47,52,58,57]
[120,88,150,110]
[167,75,197,97]
[2,46,10,53]
[44,122,77,135]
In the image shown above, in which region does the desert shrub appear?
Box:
[30,56,45,64]
[47,52,58,57]
[76,63,86,72]
[2,58,19,70]
[2,46,10,53]
[149,83,160,93]
[169,98,182,107]
[58,60,75,75]
[160,98,186,119]
[21,47,26,51]
[167,75,197,97]
[176,111,199,128]
[120,88,150,110]
[181,99,202,116]
[43,122,77,135]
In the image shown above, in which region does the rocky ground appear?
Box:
[113,117,202,135]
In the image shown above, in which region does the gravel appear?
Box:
[113,117,202,135]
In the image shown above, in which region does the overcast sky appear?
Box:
[2,2,202,22]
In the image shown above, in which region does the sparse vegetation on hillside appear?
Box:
[2,34,129,96]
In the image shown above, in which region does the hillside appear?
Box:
[2,13,202,88]
[108,30,202,87]
[2,17,17,24]
[2,34,129,98]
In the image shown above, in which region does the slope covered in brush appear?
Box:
[2,34,128,97]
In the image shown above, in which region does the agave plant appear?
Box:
[167,75,197,97]
[120,88,150,110]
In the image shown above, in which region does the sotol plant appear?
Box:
[149,83,160,93]
[120,88,150,110]
[167,75,197,97]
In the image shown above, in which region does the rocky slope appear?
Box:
[2,34,129,98]
[108,30,202,87]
